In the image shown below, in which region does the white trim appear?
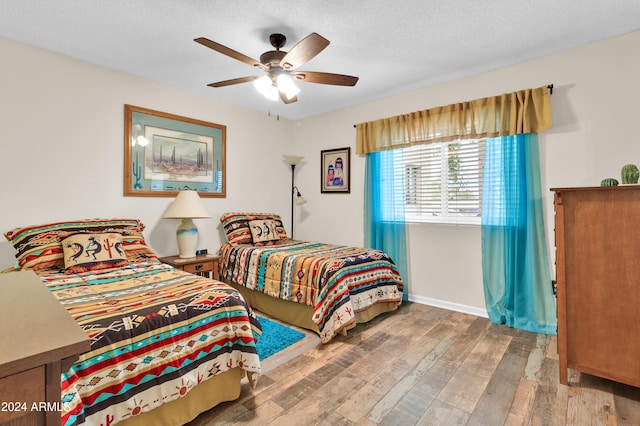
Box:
[408,294,488,318]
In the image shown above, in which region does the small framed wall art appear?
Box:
[124,104,226,197]
[321,147,350,193]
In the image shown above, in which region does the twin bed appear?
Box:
[2,214,404,425]
[218,212,404,343]
[3,219,260,426]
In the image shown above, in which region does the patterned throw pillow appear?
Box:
[246,214,287,241]
[248,219,280,244]
[61,232,129,274]
[57,228,157,263]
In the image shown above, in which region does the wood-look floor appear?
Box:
[188,302,640,425]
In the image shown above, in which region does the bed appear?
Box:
[218,212,404,343]
[3,218,261,426]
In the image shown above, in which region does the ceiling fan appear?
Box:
[194,32,359,104]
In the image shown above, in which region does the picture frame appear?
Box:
[321,147,350,193]
[124,104,226,197]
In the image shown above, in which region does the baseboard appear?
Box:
[408,294,488,318]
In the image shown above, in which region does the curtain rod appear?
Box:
[353,84,554,128]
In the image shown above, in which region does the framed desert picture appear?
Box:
[321,147,350,193]
[124,104,226,197]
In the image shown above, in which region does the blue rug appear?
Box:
[256,316,306,360]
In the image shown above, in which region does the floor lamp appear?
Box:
[283,154,307,238]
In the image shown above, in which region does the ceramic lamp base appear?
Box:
[176,218,198,258]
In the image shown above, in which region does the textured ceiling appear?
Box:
[2,0,640,120]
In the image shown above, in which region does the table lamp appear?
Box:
[163,190,211,258]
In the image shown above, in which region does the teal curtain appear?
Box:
[364,150,409,301]
[481,133,556,334]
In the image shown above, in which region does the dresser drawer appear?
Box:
[0,366,45,423]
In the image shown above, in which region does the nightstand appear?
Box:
[159,254,221,280]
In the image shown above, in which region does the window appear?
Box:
[394,139,486,224]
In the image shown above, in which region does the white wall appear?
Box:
[2,30,639,318]
[0,37,294,266]
[292,30,640,316]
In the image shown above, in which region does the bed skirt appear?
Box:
[224,279,399,336]
[118,367,245,426]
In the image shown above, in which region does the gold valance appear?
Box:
[355,85,552,154]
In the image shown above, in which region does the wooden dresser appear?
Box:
[0,270,90,425]
[552,186,640,387]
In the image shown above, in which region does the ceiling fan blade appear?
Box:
[279,33,330,70]
[279,91,298,104]
[195,37,267,71]
[207,75,261,88]
[291,71,359,86]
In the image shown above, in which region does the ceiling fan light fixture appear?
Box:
[277,73,300,100]
[265,84,279,101]
[253,75,270,91]
[254,75,279,101]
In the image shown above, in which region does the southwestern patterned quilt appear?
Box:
[219,240,404,343]
[38,260,261,426]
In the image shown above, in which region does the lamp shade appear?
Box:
[277,74,300,100]
[283,155,304,166]
[254,75,279,101]
[164,191,210,258]
[163,190,210,219]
